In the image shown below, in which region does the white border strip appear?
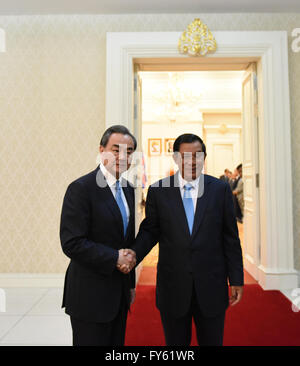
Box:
[0,274,64,287]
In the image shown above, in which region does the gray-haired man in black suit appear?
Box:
[60,125,137,346]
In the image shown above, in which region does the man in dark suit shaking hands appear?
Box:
[60,125,137,346]
[122,133,244,346]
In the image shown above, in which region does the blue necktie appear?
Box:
[115,180,128,236]
[183,183,194,235]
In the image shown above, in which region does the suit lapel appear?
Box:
[168,172,191,238]
[191,174,212,239]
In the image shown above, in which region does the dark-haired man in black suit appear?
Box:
[121,133,244,346]
[60,125,137,346]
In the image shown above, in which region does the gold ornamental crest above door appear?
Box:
[178,18,217,57]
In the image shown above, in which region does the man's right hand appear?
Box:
[117,249,136,274]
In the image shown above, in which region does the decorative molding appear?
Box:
[178,18,217,57]
[203,124,242,130]
[142,120,203,125]
[0,271,142,289]
[257,265,298,290]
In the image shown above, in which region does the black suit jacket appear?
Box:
[133,172,243,318]
[60,166,135,323]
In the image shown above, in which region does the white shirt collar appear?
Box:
[100,163,121,188]
[178,171,200,190]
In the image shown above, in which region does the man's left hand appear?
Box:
[230,286,243,306]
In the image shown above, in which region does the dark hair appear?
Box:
[100,125,137,150]
[236,163,242,170]
[173,133,207,157]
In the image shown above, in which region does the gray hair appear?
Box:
[100,125,137,150]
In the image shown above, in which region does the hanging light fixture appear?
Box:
[154,73,204,123]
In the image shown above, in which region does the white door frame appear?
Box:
[106,31,298,290]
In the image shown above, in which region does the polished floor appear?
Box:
[0,287,72,346]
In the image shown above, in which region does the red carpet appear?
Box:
[125,284,300,346]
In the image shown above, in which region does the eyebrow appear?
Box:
[112,144,134,150]
[181,150,203,153]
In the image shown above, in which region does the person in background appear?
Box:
[233,164,244,223]
[231,164,243,222]
[219,169,231,184]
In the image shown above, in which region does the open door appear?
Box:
[133,64,144,232]
[242,63,261,279]
[132,64,144,282]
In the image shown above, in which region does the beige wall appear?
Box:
[203,113,242,126]
[0,13,299,273]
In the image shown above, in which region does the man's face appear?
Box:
[99,133,135,178]
[173,140,205,181]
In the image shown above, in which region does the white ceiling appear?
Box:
[140,71,244,121]
[0,0,299,15]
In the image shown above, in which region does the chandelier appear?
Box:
[154,73,203,123]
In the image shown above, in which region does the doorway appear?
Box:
[136,68,249,273]
[106,31,298,290]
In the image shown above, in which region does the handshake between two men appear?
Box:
[117,249,136,274]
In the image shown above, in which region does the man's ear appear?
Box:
[172,151,181,166]
[99,145,108,166]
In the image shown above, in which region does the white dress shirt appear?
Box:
[178,172,201,213]
[99,163,130,223]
